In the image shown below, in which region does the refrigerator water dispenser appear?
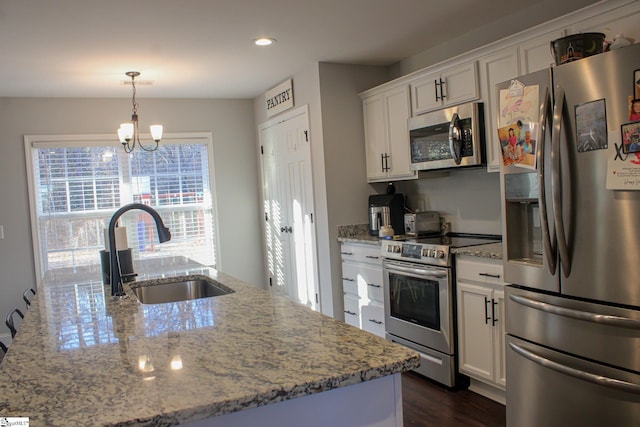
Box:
[504,172,543,265]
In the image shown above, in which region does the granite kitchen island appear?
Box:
[0,258,419,426]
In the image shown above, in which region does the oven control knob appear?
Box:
[421,248,429,257]
[394,245,401,253]
[435,250,445,258]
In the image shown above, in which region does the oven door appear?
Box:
[382,259,453,355]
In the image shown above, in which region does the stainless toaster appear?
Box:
[404,211,440,236]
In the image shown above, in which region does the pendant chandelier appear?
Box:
[117,71,163,153]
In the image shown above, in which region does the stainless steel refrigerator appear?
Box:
[498,43,640,427]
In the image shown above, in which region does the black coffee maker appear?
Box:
[368,193,405,236]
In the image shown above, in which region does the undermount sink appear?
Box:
[131,276,234,304]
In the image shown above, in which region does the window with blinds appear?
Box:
[25,134,219,280]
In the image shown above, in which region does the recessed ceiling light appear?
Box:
[254,37,276,46]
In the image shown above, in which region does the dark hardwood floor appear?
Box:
[402,372,506,427]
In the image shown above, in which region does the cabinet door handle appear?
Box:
[365,255,379,260]
[368,319,383,325]
[342,277,355,282]
[439,78,446,100]
[344,310,357,316]
[492,299,498,326]
[367,283,381,288]
[479,272,501,279]
[484,296,491,324]
[381,153,391,172]
[434,79,440,101]
[341,252,354,256]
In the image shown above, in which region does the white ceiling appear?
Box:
[0,0,601,99]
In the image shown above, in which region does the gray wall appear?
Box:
[394,170,502,235]
[0,97,263,339]
[317,63,390,317]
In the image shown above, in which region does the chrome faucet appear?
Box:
[108,203,171,297]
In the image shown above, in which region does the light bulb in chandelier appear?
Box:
[117,71,164,153]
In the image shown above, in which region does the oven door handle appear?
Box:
[385,264,447,279]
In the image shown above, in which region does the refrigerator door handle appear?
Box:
[538,86,557,275]
[509,294,640,329]
[509,342,640,395]
[551,84,571,277]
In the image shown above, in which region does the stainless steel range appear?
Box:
[381,234,500,387]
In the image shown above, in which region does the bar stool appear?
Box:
[23,287,36,308]
[6,308,24,338]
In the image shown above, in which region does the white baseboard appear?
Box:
[468,378,506,405]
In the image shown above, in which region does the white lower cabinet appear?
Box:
[361,301,385,337]
[340,242,385,338]
[343,293,361,328]
[456,255,506,404]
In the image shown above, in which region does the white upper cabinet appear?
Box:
[362,85,417,182]
[518,30,566,74]
[411,62,479,115]
[479,47,521,173]
[361,1,640,178]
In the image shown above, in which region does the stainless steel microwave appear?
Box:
[409,102,485,171]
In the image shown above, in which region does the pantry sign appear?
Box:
[265,79,294,117]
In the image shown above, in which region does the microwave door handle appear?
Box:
[538,86,557,275]
[551,85,571,277]
[448,112,462,165]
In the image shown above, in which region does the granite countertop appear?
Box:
[452,242,503,259]
[337,224,382,245]
[0,257,419,426]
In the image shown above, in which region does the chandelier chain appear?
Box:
[130,76,138,116]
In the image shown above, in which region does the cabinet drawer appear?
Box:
[366,280,384,303]
[340,243,382,264]
[343,293,360,327]
[456,256,503,285]
[341,263,360,295]
[341,263,383,298]
[361,302,385,338]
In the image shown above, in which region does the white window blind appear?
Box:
[25,134,219,280]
